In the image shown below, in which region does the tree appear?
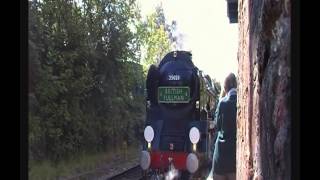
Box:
[137,5,172,73]
[28,0,146,162]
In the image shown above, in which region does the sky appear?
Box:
[136,0,238,84]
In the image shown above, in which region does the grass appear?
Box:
[28,144,141,180]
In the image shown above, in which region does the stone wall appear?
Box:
[237,0,291,179]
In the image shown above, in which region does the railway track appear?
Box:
[60,164,142,180]
[107,165,142,180]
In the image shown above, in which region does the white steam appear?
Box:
[165,164,180,180]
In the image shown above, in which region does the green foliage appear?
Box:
[137,6,172,73]
[28,0,153,163]
[212,78,222,110]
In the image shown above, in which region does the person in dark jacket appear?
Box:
[212,73,237,180]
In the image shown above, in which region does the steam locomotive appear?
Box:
[140,51,220,179]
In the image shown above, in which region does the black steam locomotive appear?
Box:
[140,51,220,179]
